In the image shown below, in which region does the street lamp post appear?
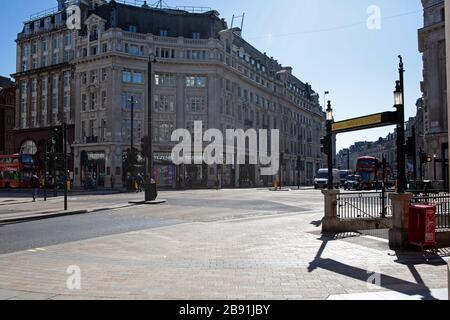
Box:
[44,140,48,201]
[128,96,137,178]
[326,101,334,190]
[128,96,136,151]
[323,91,330,111]
[394,56,407,193]
[63,122,68,211]
[145,54,158,202]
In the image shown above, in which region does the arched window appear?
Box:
[20,140,37,155]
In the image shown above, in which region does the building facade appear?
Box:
[419,0,447,186]
[11,0,95,170]
[0,84,16,155]
[14,0,326,189]
[336,133,397,175]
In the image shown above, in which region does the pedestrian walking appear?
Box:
[176,175,182,190]
[215,177,220,190]
[137,173,144,192]
[110,175,115,189]
[30,173,40,202]
[132,175,139,193]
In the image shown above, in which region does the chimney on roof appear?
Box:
[231,27,242,37]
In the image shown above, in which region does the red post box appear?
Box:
[408,203,437,250]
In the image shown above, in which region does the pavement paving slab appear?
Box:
[0,189,447,300]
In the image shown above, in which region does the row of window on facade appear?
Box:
[20,72,71,93]
[220,98,318,136]
[80,68,109,85]
[227,46,319,114]
[18,72,72,128]
[127,25,202,40]
[21,50,74,72]
[78,115,320,157]
[81,118,108,142]
[79,39,211,62]
[22,32,72,57]
[215,122,318,158]
[79,117,175,145]
[78,116,320,157]
[218,77,320,127]
[147,72,321,129]
[122,71,207,88]
[21,33,73,71]
[24,13,64,35]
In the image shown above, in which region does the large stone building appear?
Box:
[419,0,447,186]
[13,0,326,189]
[12,0,85,167]
[336,133,397,175]
[0,78,15,155]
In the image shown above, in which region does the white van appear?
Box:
[314,169,341,189]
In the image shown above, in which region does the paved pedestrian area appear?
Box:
[0,198,448,300]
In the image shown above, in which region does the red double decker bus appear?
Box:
[0,154,35,189]
[355,156,383,190]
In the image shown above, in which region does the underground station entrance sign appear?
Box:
[331,111,398,134]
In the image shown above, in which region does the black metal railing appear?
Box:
[411,193,450,230]
[336,192,391,220]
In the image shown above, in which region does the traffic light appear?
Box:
[126,147,138,166]
[123,149,130,163]
[420,152,433,164]
[52,126,63,153]
[133,149,139,164]
[320,136,329,155]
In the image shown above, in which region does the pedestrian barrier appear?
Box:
[322,190,393,233]
[411,193,450,231]
[336,192,392,220]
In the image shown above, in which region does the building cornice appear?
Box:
[11,62,73,79]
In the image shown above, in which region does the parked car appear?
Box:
[344,175,362,191]
[314,169,341,189]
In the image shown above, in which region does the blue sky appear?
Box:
[0,0,423,151]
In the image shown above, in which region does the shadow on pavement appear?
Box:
[310,220,322,227]
[308,233,447,300]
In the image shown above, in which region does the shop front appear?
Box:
[80,151,106,188]
[220,164,236,188]
[153,152,176,190]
